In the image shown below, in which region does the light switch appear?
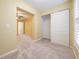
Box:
[6,24,11,28]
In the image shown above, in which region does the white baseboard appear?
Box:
[0,49,18,58]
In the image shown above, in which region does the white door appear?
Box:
[51,10,69,47]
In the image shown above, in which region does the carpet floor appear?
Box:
[17,38,76,59]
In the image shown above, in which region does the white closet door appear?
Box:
[51,10,69,47]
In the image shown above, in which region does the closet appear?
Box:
[51,10,69,47]
[42,10,69,47]
[42,15,50,39]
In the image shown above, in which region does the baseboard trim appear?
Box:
[0,49,17,58]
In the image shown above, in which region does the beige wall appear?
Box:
[33,14,42,39]
[69,0,74,48]
[0,0,17,55]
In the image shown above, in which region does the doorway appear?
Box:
[16,7,34,38]
[42,14,51,40]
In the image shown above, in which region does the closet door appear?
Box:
[51,10,69,47]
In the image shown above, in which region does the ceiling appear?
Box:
[24,0,69,13]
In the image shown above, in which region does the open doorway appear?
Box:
[16,7,34,39]
[42,14,51,40]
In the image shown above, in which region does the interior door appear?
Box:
[51,10,69,47]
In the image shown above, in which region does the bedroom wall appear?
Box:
[69,0,74,48]
[0,0,17,55]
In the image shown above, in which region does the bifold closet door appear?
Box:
[51,10,69,47]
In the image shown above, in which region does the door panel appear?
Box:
[51,10,69,47]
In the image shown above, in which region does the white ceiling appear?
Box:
[24,0,69,13]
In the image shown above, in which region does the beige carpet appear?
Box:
[17,38,76,59]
